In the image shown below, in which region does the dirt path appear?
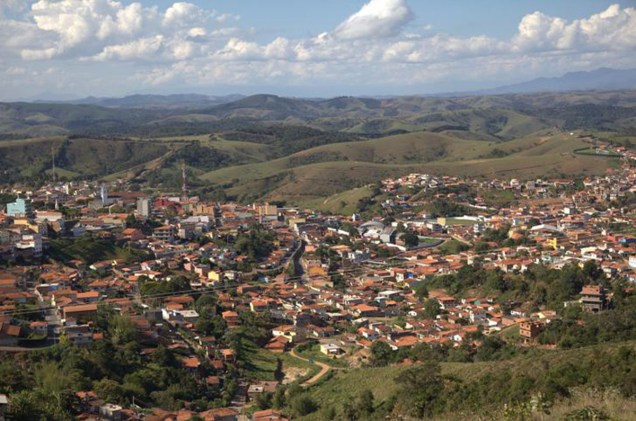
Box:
[289,349,331,387]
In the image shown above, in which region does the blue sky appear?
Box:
[206,1,624,39]
[0,0,635,99]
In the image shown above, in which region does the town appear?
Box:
[0,133,635,420]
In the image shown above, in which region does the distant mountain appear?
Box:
[482,68,636,95]
[56,93,245,109]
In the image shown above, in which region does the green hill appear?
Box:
[199,131,618,204]
[0,90,632,196]
[294,340,636,420]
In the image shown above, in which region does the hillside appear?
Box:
[199,131,618,204]
[295,340,636,420]
[0,90,632,201]
[2,90,636,139]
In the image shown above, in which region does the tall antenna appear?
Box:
[51,145,57,183]
[181,161,188,201]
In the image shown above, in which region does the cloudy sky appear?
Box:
[1,0,635,100]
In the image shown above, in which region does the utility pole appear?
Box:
[51,145,57,183]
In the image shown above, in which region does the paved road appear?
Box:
[289,349,332,387]
[0,345,51,352]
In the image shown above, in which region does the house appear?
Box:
[99,403,123,421]
[222,311,240,327]
[519,321,543,343]
[580,285,606,313]
[63,324,93,346]
[153,225,175,242]
[0,323,21,346]
[250,300,270,312]
[62,303,98,322]
[247,381,278,402]
[272,325,297,342]
[253,409,289,421]
[320,343,343,356]
[198,407,239,421]
[30,320,49,334]
[265,336,290,353]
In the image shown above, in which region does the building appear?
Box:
[0,323,21,346]
[63,324,93,346]
[153,225,175,242]
[519,321,543,343]
[136,197,152,219]
[253,409,289,421]
[320,343,343,356]
[99,403,122,421]
[580,285,606,313]
[62,303,99,321]
[6,198,33,218]
[0,393,7,421]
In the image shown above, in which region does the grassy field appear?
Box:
[0,126,621,205]
[300,186,375,214]
[48,237,150,264]
[241,340,319,382]
[297,340,636,420]
[296,343,351,368]
[198,130,618,203]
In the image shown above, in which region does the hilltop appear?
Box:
[0,90,633,205]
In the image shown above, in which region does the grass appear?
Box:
[302,186,375,214]
[444,217,477,226]
[199,131,618,204]
[296,343,351,368]
[297,340,636,420]
[241,340,319,382]
[49,237,150,265]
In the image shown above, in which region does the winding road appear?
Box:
[289,348,333,387]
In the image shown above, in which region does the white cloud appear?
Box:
[94,36,165,61]
[1,1,636,99]
[6,0,230,61]
[513,4,636,52]
[333,0,413,40]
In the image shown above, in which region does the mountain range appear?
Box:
[23,68,636,107]
[477,67,636,95]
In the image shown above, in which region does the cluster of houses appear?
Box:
[0,137,633,418]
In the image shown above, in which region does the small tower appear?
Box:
[100,183,108,206]
[181,161,188,201]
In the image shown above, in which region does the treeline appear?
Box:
[391,344,636,420]
[423,262,609,310]
[222,124,361,155]
[0,303,228,420]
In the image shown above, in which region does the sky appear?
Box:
[1,0,635,100]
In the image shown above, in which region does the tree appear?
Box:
[424,298,441,319]
[401,232,419,248]
[395,362,443,418]
[415,283,429,300]
[255,392,273,410]
[109,315,137,346]
[195,294,218,313]
[272,386,286,409]
[342,400,360,421]
[582,260,602,281]
[322,405,337,420]
[9,390,43,421]
[370,341,393,367]
[356,389,374,415]
[290,395,318,417]
[94,379,125,404]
